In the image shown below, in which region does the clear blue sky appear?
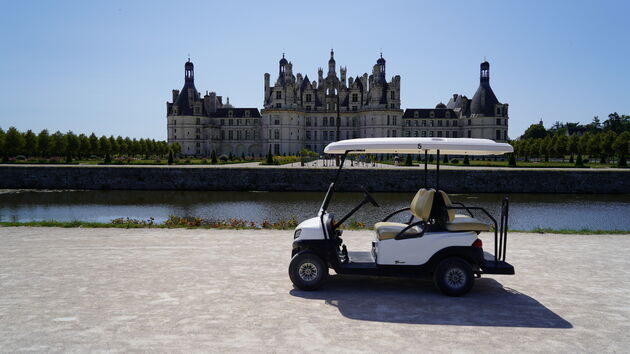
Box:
[1,0,628,140]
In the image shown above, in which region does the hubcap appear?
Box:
[445,268,466,288]
[298,262,318,282]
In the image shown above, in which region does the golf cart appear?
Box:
[289,137,514,296]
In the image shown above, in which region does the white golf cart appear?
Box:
[289,137,514,296]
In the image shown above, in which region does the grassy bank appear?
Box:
[1,219,628,234]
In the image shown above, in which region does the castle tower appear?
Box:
[185,59,194,83]
[376,53,386,83]
[470,61,499,116]
[328,49,336,77]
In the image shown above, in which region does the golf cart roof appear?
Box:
[324,137,513,156]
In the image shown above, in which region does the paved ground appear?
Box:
[1,228,629,353]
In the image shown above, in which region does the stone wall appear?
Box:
[0,166,628,194]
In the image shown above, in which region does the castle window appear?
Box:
[452,131,457,138]
[229,119,233,126]
[306,131,311,140]
[391,91,395,99]
[430,111,435,118]
[276,103,281,108]
[421,131,426,137]
[390,104,395,108]
[429,131,434,137]
[276,91,282,99]
[430,120,434,127]
[196,118,200,124]
[274,144,280,155]
[392,130,397,137]
[422,120,426,127]
[220,119,225,125]
[352,106,357,111]
[452,120,457,127]
[196,134,200,140]
[306,105,311,111]
[330,117,335,126]
[306,117,311,126]
[274,130,280,139]
[346,131,350,139]
[220,131,225,140]
[387,115,390,125]
[414,120,418,126]
[445,111,451,118]
[468,130,471,138]
[496,118,501,125]
[445,120,449,127]
[387,130,390,137]
[504,131,508,140]
[196,128,201,133]
[274,118,280,125]
[229,131,233,140]
[497,107,501,115]
[406,120,411,126]
[237,119,241,126]
[414,111,419,118]
[352,93,358,102]
[405,131,410,137]
[245,131,250,139]
[414,131,418,137]
[246,119,250,125]
[496,130,501,140]
[393,117,397,125]
[306,94,312,102]
[446,131,450,138]
[228,110,233,117]
[437,120,442,127]
[323,131,328,140]
[437,131,443,137]
[468,119,472,126]
[323,117,328,127]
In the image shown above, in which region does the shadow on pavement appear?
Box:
[290,275,572,328]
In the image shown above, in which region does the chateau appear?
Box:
[167,52,509,157]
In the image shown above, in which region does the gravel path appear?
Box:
[1,227,629,353]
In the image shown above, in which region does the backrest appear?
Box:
[438,190,456,222]
[410,189,434,221]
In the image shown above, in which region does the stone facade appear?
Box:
[167,54,509,157]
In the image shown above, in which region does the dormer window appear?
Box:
[228,110,233,117]
[245,110,250,117]
[445,111,451,118]
[306,94,312,102]
[414,111,419,118]
[497,107,501,115]
[390,91,395,99]
[276,91,282,99]
[430,111,435,118]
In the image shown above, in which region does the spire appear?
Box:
[184,58,194,83]
[480,60,490,84]
[328,49,336,76]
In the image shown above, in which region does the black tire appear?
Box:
[288,253,328,291]
[433,257,474,297]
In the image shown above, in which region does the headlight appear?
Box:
[294,229,302,239]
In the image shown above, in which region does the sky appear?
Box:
[0,0,629,140]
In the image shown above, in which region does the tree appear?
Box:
[65,131,80,161]
[508,153,516,167]
[38,129,50,157]
[0,127,5,160]
[5,127,25,158]
[588,133,602,163]
[266,145,273,164]
[109,136,119,156]
[521,123,547,139]
[170,142,181,155]
[541,136,552,161]
[104,152,111,164]
[603,112,630,134]
[404,154,412,166]
[79,134,90,158]
[463,155,470,166]
[555,135,568,162]
[575,154,584,168]
[578,132,591,157]
[211,150,217,164]
[89,133,99,156]
[567,134,579,162]
[50,131,66,157]
[600,131,617,163]
[23,130,38,157]
[98,135,111,156]
[612,131,629,167]
[168,149,174,165]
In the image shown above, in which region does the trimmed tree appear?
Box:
[508,153,516,167]
[404,154,412,166]
[168,149,174,165]
[23,130,38,157]
[612,131,629,167]
[266,146,273,164]
[211,150,218,164]
[463,155,470,166]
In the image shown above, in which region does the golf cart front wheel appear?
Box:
[289,253,328,291]
[433,257,474,297]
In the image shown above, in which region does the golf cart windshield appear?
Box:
[324,137,513,155]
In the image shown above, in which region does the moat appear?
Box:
[1,190,629,231]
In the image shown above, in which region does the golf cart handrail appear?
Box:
[324,137,513,155]
[382,207,412,222]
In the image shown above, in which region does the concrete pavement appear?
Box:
[1,227,629,352]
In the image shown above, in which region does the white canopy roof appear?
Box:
[324,137,513,155]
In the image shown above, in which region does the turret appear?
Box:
[185,59,194,83]
[328,49,336,77]
[480,60,490,84]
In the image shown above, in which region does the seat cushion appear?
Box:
[444,217,492,232]
[374,221,421,241]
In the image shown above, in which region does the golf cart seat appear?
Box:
[374,189,434,240]
[439,190,492,232]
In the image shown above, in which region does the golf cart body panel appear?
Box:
[375,231,477,265]
[289,137,516,296]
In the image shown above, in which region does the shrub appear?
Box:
[450,158,459,164]
[15,155,26,160]
[508,153,517,167]
[463,155,470,166]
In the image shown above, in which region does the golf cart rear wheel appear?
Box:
[289,253,328,291]
[433,257,474,297]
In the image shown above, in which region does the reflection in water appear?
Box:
[0,190,629,231]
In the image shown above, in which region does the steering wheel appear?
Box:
[360,186,380,208]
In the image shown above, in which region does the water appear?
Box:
[0,190,629,231]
